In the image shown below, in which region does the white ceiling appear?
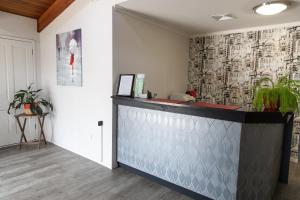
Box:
[117,0,300,35]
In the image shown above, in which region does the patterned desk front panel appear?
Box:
[117,105,242,200]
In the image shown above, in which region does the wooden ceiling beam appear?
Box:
[37,0,75,32]
[0,0,56,19]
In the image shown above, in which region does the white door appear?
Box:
[0,37,36,147]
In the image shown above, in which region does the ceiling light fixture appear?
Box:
[254,1,289,16]
[211,14,236,21]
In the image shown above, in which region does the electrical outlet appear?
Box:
[98,121,103,126]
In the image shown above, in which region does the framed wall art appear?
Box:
[56,29,82,86]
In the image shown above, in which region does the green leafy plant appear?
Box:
[253,76,300,113]
[8,84,53,115]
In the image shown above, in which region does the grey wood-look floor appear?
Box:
[0,144,191,200]
[0,144,299,200]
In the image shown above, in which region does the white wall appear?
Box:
[113,9,189,98]
[0,11,38,40]
[0,11,40,86]
[40,0,127,169]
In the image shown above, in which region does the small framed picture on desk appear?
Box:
[117,74,135,97]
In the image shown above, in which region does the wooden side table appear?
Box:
[15,113,49,149]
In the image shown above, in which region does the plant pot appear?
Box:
[24,104,32,115]
[263,99,280,112]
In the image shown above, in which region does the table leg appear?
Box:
[16,117,28,149]
[38,116,47,149]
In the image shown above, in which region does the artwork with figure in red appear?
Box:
[56,29,82,86]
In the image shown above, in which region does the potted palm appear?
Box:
[253,76,300,113]
[8,84,53,115]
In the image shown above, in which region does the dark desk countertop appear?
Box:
[112,96,289,124]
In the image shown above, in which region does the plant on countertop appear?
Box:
[7,84,53,115]
[253,75,300,113]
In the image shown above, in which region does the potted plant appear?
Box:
[7,84,53,115]
[253,76,300,113]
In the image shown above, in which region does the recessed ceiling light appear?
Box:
[254,1,289,16]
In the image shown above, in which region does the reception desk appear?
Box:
[112,96,294,200]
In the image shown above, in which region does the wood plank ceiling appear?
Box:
[0,0,75,32]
